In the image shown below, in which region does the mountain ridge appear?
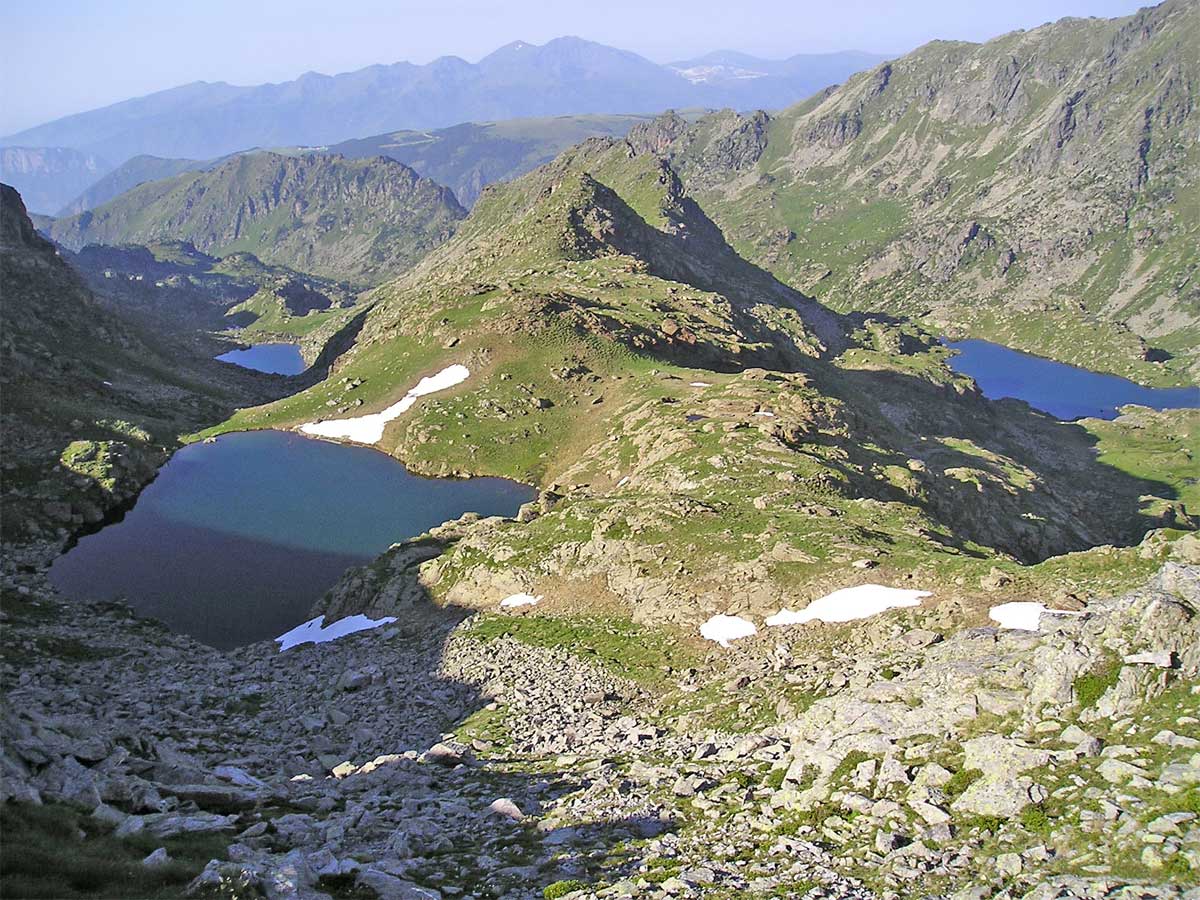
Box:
[636,0,1200,384]
[1,37,885,163]
[46,152,466,285]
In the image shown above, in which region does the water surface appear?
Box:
[946,340,1200,420]
[216,343,307,375]
[50,431,535,649]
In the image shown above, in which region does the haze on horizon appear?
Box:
[2,0,1151,136]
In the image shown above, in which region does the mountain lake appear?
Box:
[945,339,1200,420]
[216,343,308,375]
[49,430,536,649]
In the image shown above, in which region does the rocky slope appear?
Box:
[2,521,1198,898]
[47,152,466,285]
[56,154,203,216]
[638,0,1200,384]
[65,239,363,357]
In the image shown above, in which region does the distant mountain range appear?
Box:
[1,38,885,166]
[46,113,697,218]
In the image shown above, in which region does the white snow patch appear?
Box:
[989,601,1083,631]
[754,411,776,418]
[700,614,757,648]
[276,613,397,651]
[766,584,931,627]
[499,593,541,608]
[689,381,713,387]
[102,381,114,387]
[989,602,1047,631]
[300,364,469,444]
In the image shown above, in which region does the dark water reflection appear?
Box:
[50,431,535,649]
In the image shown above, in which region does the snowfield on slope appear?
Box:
[766,584,931,626]
[276,613,397,651]
[300,364,469,444]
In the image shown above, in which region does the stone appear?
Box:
[487,797,523,821]
[419,743,464,767]
[1123,650,1174,667]
[1097,758,1149,784]
[995,852,1022,877]
[953,776,1040,818]
[142,847,172,868]
[357,869,443,899]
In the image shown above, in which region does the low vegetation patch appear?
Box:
[0,802,229,899]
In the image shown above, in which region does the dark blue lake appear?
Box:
[49,431,535,649]
[216,343,307,375]
[946,340,1200,421]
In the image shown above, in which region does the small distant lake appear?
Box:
[216,343,307,375]
[946,339,1200,421]
[49,431,535,649]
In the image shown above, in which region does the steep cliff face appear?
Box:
[48,152,466,285]
[648,0,1200,384]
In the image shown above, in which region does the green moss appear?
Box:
[830,750,874,784]
[1018,804,1051,834]
[1074,655,1122,709]
[543,879,589,899]
[944,768,983,799]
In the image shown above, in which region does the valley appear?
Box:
[2,3,1199,900]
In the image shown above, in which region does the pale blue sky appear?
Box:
[2,0,1151,135]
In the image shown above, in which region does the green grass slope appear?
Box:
[202,138,1197,629]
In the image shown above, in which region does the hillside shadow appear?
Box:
[805,363,1186,562]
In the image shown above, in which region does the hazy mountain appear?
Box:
[0,146,111,214]
[667,49,886,104]
[48,152,466,285]
[641,0,1200,383]
[328,113,670,207]
[57,154,203,216]
[0,37,882,163]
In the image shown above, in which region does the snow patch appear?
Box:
[700,614,757,648]
[754,411,776,418]
[766,584,931,627]
[300,364,469,444]
[276,613,397,651]
[499,593,541,608]
[689,381,713,387]
[988,602,1047,631]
